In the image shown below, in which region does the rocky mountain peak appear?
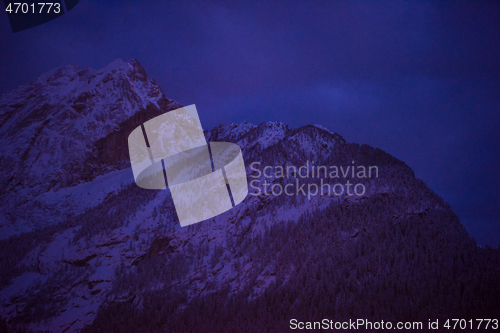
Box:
[0,59,498,333]
[0,59,181,237]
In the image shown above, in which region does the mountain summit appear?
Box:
[0,60,498,333]
[0,59,180,238]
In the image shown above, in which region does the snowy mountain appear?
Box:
[0,60,499,333]
[0,59,181,238]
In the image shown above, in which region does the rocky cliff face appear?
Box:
[0,59,181,238]
[0,60,498,333]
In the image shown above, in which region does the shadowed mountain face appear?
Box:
[0,59,181,239]
[0,60,498,333]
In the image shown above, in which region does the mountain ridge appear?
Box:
[0,59,180,239]
[0,59,498,333]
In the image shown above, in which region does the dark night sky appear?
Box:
[1,1,499,246]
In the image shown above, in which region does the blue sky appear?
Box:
[1,0,499,245]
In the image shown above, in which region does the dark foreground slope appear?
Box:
[0,60,498,333]
[82,124,500,333]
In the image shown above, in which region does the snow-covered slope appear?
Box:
[0,59,180,238]
[0,60,498,333]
